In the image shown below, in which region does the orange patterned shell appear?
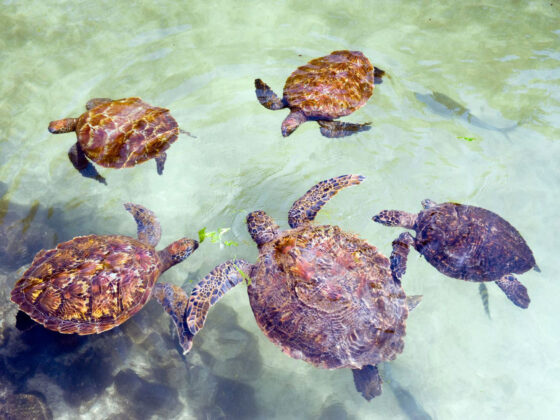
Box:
[10,235,160,334]
[76,97,179,168]
[283,50,374,119]
[248,225,409,370]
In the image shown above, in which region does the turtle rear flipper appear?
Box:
[495,274,530,309]
[185,259,253,339]
[318,120,371,138]
[254,79,285,110]
[68,143,107,185]
[288,174,364,228]
[352,365,383,401]
[152,282,194,354]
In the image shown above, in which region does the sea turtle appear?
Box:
[48,97,192,184]
[255,50,385,138]
[10,203,199,350]
[158,175,421,400]
[373,199,540,309]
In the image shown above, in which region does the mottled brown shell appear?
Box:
[283,50,374,119]
[76,97,178,168]
[10,235,160,334]
[247,225,408,369]
[415,203,537,281]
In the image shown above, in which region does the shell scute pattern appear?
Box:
[76,97,178,168]
[416,203,536,281]
[11,234,159,334]
[248,224,408,369]
[284,50,374,119]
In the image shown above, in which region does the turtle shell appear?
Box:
[76,97,179,168]
[414,202,536,281]
[247,224,408,369]
[10,234,160,334]
[283,50,375,120]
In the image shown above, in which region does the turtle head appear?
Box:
[372,210,416,229]
[48,118,78,134]
[247,210,280,246]
[159,238,199,272]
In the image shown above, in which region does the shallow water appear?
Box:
[0,0,559,419]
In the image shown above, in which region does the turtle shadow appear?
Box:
[1,312,132,408]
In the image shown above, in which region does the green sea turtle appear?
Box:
[10,203,199,350]
[48,97,191,184]
[373,199,539,309]
[159,175,421,400]
[255,50,385,138]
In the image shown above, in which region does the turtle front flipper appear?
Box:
[390,232,415,285]
[123,203,162,247]
[352,365,383,401]
[281,110,307,137]
[254,79,286,110]
[185,259,253,339]
[68,143,107,185]
[288,174,365,228]
[85,98,112,110]
[155,152,166,175]
[495,274,530,309]
[152,282,194,354]
[317,120,371,138]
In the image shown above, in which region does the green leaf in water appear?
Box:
[457,136,476,142]
[198,227,239,247]
[198,227,207,243]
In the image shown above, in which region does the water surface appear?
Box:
[0,1,559,419]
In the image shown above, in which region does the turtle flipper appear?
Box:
[495,274,530,309]
[254,79,285,110]
[155,152,166,175]
[185,259,253,336]
[152,282,194,354]
[85,98,112,110]
[288,174,365,228]
[123,203,162,247]
[68,143,107,185]
[479,283,491,318]
[390,232,415,285]
[318,120,371,138]
[281,110,307,137]
[352,365,383,401]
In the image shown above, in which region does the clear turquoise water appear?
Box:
[0,1,559,419]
